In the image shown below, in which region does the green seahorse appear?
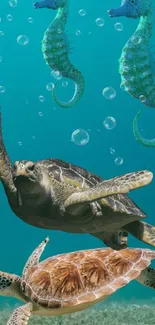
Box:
[34,0,84,108]
[108,0,155,147]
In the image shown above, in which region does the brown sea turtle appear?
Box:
[2,237,155,324]
[0,108,154,249]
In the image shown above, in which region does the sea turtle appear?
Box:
[0,108,154,249]
[2,237,155,325]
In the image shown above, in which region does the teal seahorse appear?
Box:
[34,0,84,108]
[108,0,155,147]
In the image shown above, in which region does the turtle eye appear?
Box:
[130,0,135,3]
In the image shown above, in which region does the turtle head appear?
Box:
[13,161,36,181]
[108,0,151,18]
[0,272,19,296]
[13,160,51,199]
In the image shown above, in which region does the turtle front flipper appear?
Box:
[91,230,128,250]
[22,237,49,280]
[64,170,153,212]
[7,302,33,325]
[124,220,155,248]
[0,108,18,209]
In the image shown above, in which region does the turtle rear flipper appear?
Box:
[7,302,33,325]
[124,220,155,248]
[91,230,128,250]
[64,170,153,213]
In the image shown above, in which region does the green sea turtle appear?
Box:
[0,108,154,249]
[2,237,155,324]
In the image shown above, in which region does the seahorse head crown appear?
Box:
[108,0,152,18]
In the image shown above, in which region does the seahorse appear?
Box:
[108,0,155,147]
[34,0,84,108]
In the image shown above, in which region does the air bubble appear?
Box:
[39,95,45,102]
[114,22,123,32]
[95,18,105,27]
[28,17,33,23]
[0,86,5,94]
[17,35,29,46]
[102,86,116,100]
[103,117,116,130]
[7,14,13,21]
[71,129,89,146]
[9,0,18,7]
[46,82,54,91]
[76,30,81,36]
[114,157,123,165]
[79,9,86,16]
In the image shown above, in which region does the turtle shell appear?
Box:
[37,158,146,217]
[22,248,154,309]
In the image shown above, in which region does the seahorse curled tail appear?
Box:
[133,110,155,147]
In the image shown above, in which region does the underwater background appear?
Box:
[1,0,155,321]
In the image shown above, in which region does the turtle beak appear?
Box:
[13,169,30,178]
[13,166,36,182]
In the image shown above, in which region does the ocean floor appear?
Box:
[1,301,155,325]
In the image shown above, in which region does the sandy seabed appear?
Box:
[1,301,155,325]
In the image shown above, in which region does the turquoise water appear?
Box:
[0,0,155,309]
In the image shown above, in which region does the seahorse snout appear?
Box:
[33,0,59,9]
[108,4,134,18]
[108,0,152,19]
[108,7,126,18]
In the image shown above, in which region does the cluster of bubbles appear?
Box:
[76,9,105,36]
[71,127,123,166]
[109,147,123,165]
[18,136,36,147]
[7,1,33,46]
[10,3,123,167]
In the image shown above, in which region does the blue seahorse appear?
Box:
[34,0,84,108]
[108,0,155,147]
